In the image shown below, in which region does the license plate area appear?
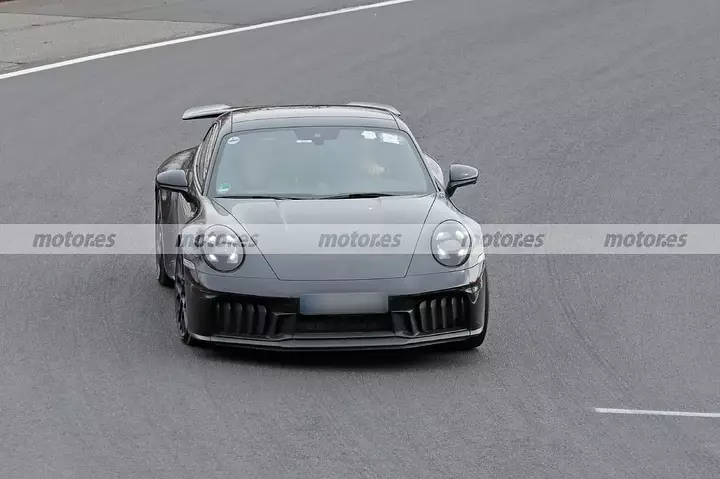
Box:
[299,293,388,315]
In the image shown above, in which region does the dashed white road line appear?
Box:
[595,408,720,418]
[0,0,415,81]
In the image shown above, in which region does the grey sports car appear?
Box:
[155,102,489,351]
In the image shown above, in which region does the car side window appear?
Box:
[195,128,212,181]
[196,123,219,189]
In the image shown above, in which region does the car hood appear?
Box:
[212,195,436,280]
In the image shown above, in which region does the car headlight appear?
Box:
[431,220,472,267]
[201,225,244,272]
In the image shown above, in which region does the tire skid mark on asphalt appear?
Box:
[545,258,720,474]
[535,116,720,469]
[544,257,634,394]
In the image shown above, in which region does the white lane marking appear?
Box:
[0,0,415,81]
[595,408,720,418]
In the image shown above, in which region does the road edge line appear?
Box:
[0,0,414,81]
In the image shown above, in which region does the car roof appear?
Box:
[228,105,401,132]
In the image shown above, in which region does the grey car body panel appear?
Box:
[212,195,437,281]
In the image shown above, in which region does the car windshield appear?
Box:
[208,127,435,199]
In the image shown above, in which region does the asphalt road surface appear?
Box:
[1,0,719,477]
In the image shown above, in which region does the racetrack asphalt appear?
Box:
[1,0,720,477]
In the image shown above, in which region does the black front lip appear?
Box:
[188,329,480,351]
[182,262,486,350]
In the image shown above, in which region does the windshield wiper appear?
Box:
[214,195,303,200]
[215,193,409,200]
[315,193,404,199]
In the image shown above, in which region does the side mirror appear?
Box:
[156,170,193,202]
[446,164,478,197]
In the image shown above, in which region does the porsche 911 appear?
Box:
[154,102,489,351]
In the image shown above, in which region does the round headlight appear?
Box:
[431,220,472,267]
[201,225,245,272]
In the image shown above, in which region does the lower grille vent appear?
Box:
[396,293,469,335]
[213,300,287,338]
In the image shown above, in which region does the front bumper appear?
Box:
[183,262,487,351]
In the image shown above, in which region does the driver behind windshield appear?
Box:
[346,132,390,178]
[358,153,386,176]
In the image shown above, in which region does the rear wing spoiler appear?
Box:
[346,102,401,117]
[181,104,234,120]
[181,102,402,120]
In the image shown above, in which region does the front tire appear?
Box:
[174,253,205,347]
[155,189,173,287]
